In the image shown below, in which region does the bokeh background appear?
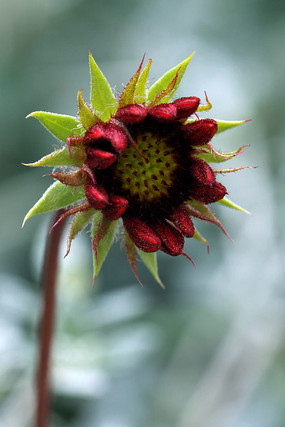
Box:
[1,0,285,426]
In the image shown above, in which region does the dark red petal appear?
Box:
[148,103,177,122]
[172,96,200,119]
[85,147,117,169]
[151,221,184,256]
[182,119,217,146]
[115,104,147,124]
[103,195,129,220]
[189,181,227,204]
[189,157,216,186]
[104,124,128,153]
[169,205,195,237]
[123,216,161,253]
[84,123,106,144]
[85,179,109,209]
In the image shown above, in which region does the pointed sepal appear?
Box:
[137,250,164,288]
[192,228,209,253]
[216,119,250,134]
[46,169,86,186]
[22,181,85,225]
[89,51,118,121]
[186,200,230,239]
[124,229,143,286]
[92,214,118,283]
[217,196,250,214]
[193,144,247,163]
[23,147,86,168]
[134,59,152,103]
[119,55,145,108]
[147,52,195,105]
[77,89,100,129]
[65,209,96,257]
[26,111,82,142]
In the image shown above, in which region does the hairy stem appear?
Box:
[35,210,66,427]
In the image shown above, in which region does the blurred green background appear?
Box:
[1,0,285,426]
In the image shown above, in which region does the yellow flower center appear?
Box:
[113,132,178,203]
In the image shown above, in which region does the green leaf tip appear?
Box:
[89,51,118,121]
[216,119,251,134]
[22,181,85,226]
[77,89,100,129]
[138,250,164,288]
[147,52,195,105]
[217,196,250,214]
[26,111,82,142]
[23,147,86,168]
[92,214,118,284]
[119,54,145,108]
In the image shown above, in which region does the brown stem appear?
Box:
[35,210,66,427]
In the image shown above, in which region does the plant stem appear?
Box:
[35,210,66,427]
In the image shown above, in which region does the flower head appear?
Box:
[24,52,250,286]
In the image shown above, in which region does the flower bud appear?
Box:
[104,124,128,153]
[86,147,117,169]
[172,97,200,119]
[183,119,217,146]
[189,181,226,204]
[115,104,147,124]
[189,158,216,186]
[85,179,109,208]
[84,123,106,144]
[103,195,129,220]
[151,221,184,256]
[148,103,177,121]
[123,216,161,252]
[169,205,195,237]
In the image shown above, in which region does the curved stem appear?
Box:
[35,210,66,427]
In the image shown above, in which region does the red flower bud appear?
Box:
[169,205,195,237]
[85,179,109,209]
[183,119,217,146]
[86,147,117,169]
[151,221,184,256]
[123,216,161,252]
[189,181,226,204]
[148,103,177,121]
[84,123,106,144]
[103,195,129,220]
[172,97,200,119]
[189,158,216,186]
[104,124,128,153]
[115,104,147,124]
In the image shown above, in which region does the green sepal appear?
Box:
[92,214,118,283]
[89,51,118,121]
[23,147,86,168]
[119,57,144,108]
[217,196,250,214]
[192,228,209,252]
[77,89,100,129]
[124,230,142,286]
[186,200,230,239]
[26,111,82,142]
[137,250,164,288]
[134,59,152,103]
[23,181,85,225]
[66,208,96,257]
[216,119,249,134]
[193,144,247,163]
[147,52,195,105]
